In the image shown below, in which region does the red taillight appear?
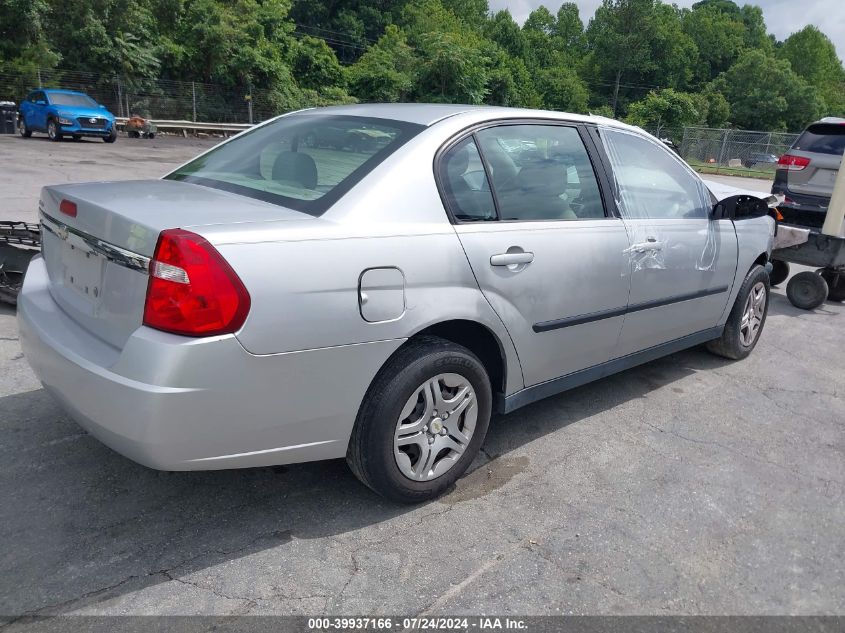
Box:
[59,199,77,217]
[777,154,811,171]
[143,229,250,337]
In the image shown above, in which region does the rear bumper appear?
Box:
[18,257,402,470]
[772,171,829,229]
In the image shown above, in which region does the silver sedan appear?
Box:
[18,104,775,502]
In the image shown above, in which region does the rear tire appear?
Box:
[47,119,61,142]
[786,271,828,310]
[347,336,492,503]
[706,264,769,360]
[819,269,845,302]
[72,135,82,142]
[18,118,31,138]
[769,260,790,287]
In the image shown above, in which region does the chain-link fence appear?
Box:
[0,67,281,123]
[680,126,799,174]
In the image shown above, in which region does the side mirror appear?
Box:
[712,194,770,221]
[99,104,107,109]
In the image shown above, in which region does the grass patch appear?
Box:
[687,159,775,180]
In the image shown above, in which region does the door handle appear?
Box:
[490,251,534,266]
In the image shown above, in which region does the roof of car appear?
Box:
[41,89,87,95]
[297,103,630,129]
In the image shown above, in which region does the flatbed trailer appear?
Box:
[770,157,845,309]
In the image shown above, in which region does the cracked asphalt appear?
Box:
[1,134,844,620]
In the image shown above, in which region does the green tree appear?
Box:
[625,88,699,135]
[402,0,489,103]
[484,10,527,60]
[538,65,589,113]
[289,35,345,91]
[682,4,747,85]
[0,0,59,71]
[346,25,417,102]
[523,6,556,35]
[586,0,658,116]
[715,49,823,131]
[553,3,586,54]
[691,83,730,126]
[779,26,845,115]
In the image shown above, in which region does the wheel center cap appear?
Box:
[429,419,444,434]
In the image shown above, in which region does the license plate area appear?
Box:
[60,234,104,301]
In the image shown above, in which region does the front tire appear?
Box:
[347,336,492,503]
[104,128,117,143]
[47,119,61,142]
[18,118,31,138]
[706,264,769,360]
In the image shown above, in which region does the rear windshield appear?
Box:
[48,93,98,107]
[166,114,424,215]
[793,124,845,156]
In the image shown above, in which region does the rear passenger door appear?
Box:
[440,122,632,388]
[595,127,738,355]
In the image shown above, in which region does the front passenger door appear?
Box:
[29,91,48,131]
[597,127,738,356]
[442,123,632,388]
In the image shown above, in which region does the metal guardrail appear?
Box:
[114,117,253,134]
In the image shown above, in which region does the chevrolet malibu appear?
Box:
[18,104,775,502]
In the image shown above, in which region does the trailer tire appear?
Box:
[769,260,789,287]
[786,271,828,310]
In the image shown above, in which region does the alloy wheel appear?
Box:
[394,373,477,482]
[739,281,766,347]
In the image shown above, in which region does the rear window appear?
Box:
[48,93,98,107]
[793,124,845,156]
[166,114,424,216]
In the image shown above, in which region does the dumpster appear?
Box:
[0,102,16,134]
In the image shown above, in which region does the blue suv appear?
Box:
[18,89,117,143]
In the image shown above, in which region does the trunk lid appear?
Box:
[39,179,312,349]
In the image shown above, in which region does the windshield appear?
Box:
[166,114,424,216]
[48,93,98,108]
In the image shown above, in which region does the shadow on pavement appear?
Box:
[0,335,728,616]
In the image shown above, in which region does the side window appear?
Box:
[600,128,710,220]
[34,91,46,103]
[439,138,497,221]
[475,124,605,221]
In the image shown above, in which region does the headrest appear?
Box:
[445,145,470,180]
[516,160,568,194]
[272,151,318,189]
